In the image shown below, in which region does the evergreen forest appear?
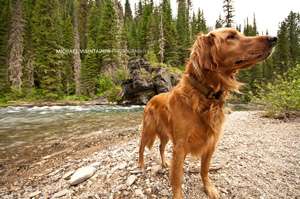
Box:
[0,0,299,112]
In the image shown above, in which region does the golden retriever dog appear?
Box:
[138,28,277,199]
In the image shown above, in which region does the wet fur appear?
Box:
[138,28,276,199]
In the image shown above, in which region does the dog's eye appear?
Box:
[227,34,237,40]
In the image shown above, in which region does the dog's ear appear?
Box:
[191,33,218,73]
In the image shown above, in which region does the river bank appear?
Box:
[0,111,299,198]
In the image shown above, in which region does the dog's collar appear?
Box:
[188,75,224,100]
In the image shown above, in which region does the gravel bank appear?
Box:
[0,111,299,198]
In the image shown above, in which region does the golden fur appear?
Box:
[138,28,277,199]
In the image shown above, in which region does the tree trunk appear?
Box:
[8,0,24,93]
[73,5,81,96]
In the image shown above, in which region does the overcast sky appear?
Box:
[121,0,300,36]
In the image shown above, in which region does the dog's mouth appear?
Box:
[235,50,273,65]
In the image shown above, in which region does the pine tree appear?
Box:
[252,13,258,36]
[78,0,89,56]
[176,0,189,66]
[137,2,152,57]
[82,39,97,97]
[286,11,300,66]
[161,0,178,66]
[124,0,132,23]
[62,14,74,97]
[114,0,129,81]
[215,13,223,29]
[198,9,208,33]
[0,0,13,93]
[73,1,82,95]
[222,0,235,28]
[274,21,290,75]
[32,0,64,100]
[97,0,118,73]
[8,0,24,92]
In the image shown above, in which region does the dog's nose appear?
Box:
[267,36,277,45]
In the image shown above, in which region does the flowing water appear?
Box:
[0,105,145,170]
[0,103,256,171]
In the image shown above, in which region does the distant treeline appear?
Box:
[0,0,299,102]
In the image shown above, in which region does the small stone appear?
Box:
[62,170,75,180]
[70,166,96,185]
[90,162,101,168]
[52,189,69,198]
[130,170,143,175]
[135,189,144,198]
[145,188,152,194]
[123,191,130,196]
[188,168,199,173]
[151,165,162,175]
[126,175,137,186]
[119,162,127,170]
[161,189,169,196]
[29,191,41,198]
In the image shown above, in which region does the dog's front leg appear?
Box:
[201,148,220,199]
[171,143,185,199]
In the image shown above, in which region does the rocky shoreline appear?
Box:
[0,111,299,198]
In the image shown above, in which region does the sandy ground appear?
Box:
[0,111,299,198]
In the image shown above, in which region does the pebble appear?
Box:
[126,175,137,186]
[70,166,96,185]
[118,162,127,170]
[135,189,144,198]
[90,162,101,168]
[62,170,75,179]
[161,189,169,196]
[52,189,69,198]
[28,191,41,198]
[151,165,162,175]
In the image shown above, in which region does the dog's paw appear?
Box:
[162,161,170,167]
[138,162,146,168]
[205,185,220,199]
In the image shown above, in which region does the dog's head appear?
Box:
[188,28,277,91]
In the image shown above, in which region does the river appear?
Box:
[0,105,144,171]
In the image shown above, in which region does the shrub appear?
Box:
[95,74,115,95]
[254,64,300,118]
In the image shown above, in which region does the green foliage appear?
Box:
[0,0,13,93]
[222,0,235,28]
[106,87,123,102]
[32,0,64,101]
[145,49,158,65]
[161,0,178,66]
[254,64,300,118]
[176,0,191,66]
[95,74,115,95]
[62,14,74,95]
[97,0,118,67]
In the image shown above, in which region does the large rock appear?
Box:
[121,57,181,105]
[121,58,155,105]
[152,66,172,94]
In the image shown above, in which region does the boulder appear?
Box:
[121,57,181,105]
[121,58,155,105]
[152,66,172,94]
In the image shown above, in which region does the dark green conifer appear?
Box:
[32,0,64,100]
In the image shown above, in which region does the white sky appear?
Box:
[121,0,300,36]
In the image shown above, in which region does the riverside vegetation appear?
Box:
[0,0,299,118]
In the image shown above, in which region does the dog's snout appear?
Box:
[267,36,277,45]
